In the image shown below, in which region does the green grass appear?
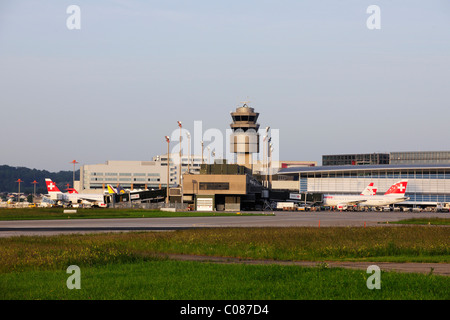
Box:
[1,227,448,275]
[1,227,448,300]
[391,218,450,226]
[1,259,448,300]
[0,207,259,220]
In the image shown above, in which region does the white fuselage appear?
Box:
[323,194,409,207]
[48,192,105,205]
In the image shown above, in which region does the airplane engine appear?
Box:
[337,204,347,211]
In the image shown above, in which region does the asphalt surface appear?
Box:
[0,210,448,237]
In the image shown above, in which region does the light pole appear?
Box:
[269,144,273,190]
[201,140,204,165]
[186,132,191,174]
[265,127,270,188]
[207,146,211,164]
[177,121,182,186]
[263,135,267,187]
[165,136,170,204]
[31,180,38,204]
[16,179,23,203]
[266,137,272,188]
[70,160,78,189]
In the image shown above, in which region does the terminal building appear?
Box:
[279,151,450,207]
[76,98,450,210]
[78,154,205,192]
[322,153,390,166]
[323,151,450,166]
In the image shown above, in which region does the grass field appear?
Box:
[1,259,448,300]
[0,226,448,300]
[391,218,450,225]
[0,207,259,220]
[1,227,449,273]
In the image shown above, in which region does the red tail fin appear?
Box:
[384,180,408,195]
[361,182,377,195]
[45,179,61,193]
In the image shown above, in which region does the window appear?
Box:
[199,182,230,190]
[147,173,160,177]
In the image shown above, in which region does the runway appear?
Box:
[0,211,448,237]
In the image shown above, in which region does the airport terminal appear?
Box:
[78,154,205,192]
[278,163,450,207]
[68,104,450,211]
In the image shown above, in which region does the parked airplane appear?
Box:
[107,184,147,195]
[323,180,409,210]
[45,178,107,207]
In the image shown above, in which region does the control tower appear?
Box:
[230,103,260,171]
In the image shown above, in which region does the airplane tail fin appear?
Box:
[66,188,78,194]
[107,185,117,194]
[361,182,377,195]
[45,179,62,193]
[384,180,408,196]
[116,185,126,194]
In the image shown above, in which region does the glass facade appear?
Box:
[390,151,450,165]
[292,166,450,205]
[323,151,450,166]
[323,153,390,166]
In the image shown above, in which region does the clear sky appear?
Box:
[1,0,449,172]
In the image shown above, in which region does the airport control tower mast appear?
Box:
[230,102,260,171]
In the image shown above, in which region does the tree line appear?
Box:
[0,165,79,194]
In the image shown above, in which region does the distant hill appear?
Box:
[0,165,79,194]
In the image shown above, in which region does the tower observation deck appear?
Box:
[230,103,260,170]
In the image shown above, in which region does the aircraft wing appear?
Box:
[339,199,367,206]
[77,195,104,202]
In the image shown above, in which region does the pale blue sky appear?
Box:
[1,0,449,171]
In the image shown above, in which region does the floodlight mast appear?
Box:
[70,160,79,189]
[165,136,170,204]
